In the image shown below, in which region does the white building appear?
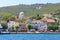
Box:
[19,12,24,20]
[30,22,47,32]
[7,21,16,29]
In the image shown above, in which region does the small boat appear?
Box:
[1,31,10,34]
[0,29,10,34]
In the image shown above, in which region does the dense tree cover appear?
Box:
[2,13,15,21]
[0,3,60,17]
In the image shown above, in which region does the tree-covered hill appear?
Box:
[0,3,60,17]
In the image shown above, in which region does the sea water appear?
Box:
[0,34,60,40]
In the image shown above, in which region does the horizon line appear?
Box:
[0,2,60,7]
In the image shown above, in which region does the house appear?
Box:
[29,20,47,32]
[47,19,55,22]
[47,19,55,24]
[7,21,19,29]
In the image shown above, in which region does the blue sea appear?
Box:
[0,34,60,40]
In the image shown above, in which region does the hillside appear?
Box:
[0,3,60,17]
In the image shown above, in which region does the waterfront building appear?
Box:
[29,20,47,32]
[7,21,16,28]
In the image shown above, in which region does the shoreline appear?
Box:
[10,32,60,34]
[1,32,60,34]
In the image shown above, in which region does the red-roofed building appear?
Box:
[47,19,55,23]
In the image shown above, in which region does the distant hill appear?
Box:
[0,3,60,17]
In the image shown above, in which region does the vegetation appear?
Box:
[48,24,53,30]
[15,26,19,30]
[1,23,8,29]
[16,19,26,23]
[28,24,38,30]
[48,22,59,31]
[15,26,19,32]
[0,3,60,32]
[53,22,59,31]
[36,14,42,20]
[55,10,60,15]
[30,14,42,20]
[0,3,60,17]
[2,13,15,21]
[11,26,15,30]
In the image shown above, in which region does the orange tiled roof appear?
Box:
[47,19,55,22]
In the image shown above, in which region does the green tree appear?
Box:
[15,26,19,33]
[48,22,59,31]
[53,23,59,31]
[11,26,14,30]
[1,23,8,29]
[48,24,53,31]
[2,13,15,21]
[36,14,41,20]
[28,24,32,30]
[15,26,19,30]
[8,15,15,21]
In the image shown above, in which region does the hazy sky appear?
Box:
[0,0,60,7]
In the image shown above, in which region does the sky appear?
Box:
[0,0,60,7]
